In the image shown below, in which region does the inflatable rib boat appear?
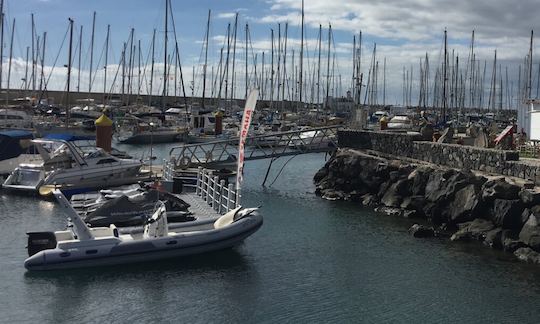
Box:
[24,190,263,271]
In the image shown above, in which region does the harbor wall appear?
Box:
[314,148,540,265]
[338,129,540,183]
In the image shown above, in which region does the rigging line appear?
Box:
[269,154,299,187]
[106,30,132,97]
[89,35,107,90]
[40,24,69,96]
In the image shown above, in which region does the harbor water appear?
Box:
[2,146,540,323]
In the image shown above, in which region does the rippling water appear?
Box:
[2,147,540,323]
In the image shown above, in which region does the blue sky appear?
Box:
[2,0,538,106]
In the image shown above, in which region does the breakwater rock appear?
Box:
[314,149,540,264]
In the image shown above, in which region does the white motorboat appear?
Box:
[2,138,148,195]
[0,108,33,129]
[24,190,263,271]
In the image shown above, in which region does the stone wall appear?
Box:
[338,129,540,183]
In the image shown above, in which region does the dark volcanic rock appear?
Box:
[514,247,540,264]
[490,199,524,231]
[361,194,378,207]
[519,189,540,207]
[450,219,495,242]
[374,206,402,217]
[484,228,503,249]
[447,184,481,223]
[519,212,540,251]
[407,166,432,196]
[409,224,435,238]
[481,178,520,202]
[381,179,410,207]
[313,167,328,183]
[321,189,345,201]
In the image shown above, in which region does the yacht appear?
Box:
[2,137,149,196]
[0,109,33,129]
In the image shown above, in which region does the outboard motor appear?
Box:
[27,232,57,256]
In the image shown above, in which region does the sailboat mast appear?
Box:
[245,23,248,98]
[162,0,168,111]
[39,32,46,97]
[202,9,210,108]
[442,29,447,121]
[299,0,304,111]
[66,18,74,127]
[77,25,83,92]
[89,11,96,93]
[325,24,331,111]
[528,30,534,100]
[231,13,238,101]
[31,13,35,92]
[383,57,386,106]
[103,24,110,102]
[149,28,155,105]
[6,18,14,105]
[317,24,321,111]
[281,22,288,112]
[270,28,274,110]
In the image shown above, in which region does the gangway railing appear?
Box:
[166,125,341,170]
[196,167,240,214]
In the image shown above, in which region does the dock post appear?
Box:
[196,167,203,195]
[227,183,235,212]
[218,179,226,214]
[213,175,219,211]
[206,171,213,204]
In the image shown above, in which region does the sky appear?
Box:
[1,0,539,106]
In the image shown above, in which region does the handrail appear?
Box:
[195,167,240,214]
[166,125,341,169]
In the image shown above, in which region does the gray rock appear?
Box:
[481,178,520,202]
[519,213,540,251]
[321,189,345,201]
[403,210,417,218]
[519,189,540,207]
[313,167,328,183]
[514,247,540,264]
[490,199,524,230]
[447,184,481,223]
[409,224,435,238]
[450,219,495,241]
[374,206,402,217]
[381,182,404,207]
[407,167,432,196]
[484,228,503,249]
[361,194,378,207]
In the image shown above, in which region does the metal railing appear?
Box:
[167,125,341,170]
[195,167,240,214]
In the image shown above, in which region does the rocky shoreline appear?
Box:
[314,149,540,264]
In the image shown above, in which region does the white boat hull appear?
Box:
[24,215,263,270]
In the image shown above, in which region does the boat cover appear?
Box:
[44,133,95,141]
[84,189,193,227]
[0,130,34,161]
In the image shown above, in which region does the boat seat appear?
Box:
[119,234,134,241]
[55,230,75,241]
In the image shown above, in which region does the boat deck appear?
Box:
[177,190,220,221]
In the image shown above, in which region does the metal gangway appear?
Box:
[163,125,341,182]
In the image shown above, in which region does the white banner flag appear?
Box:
[236,89,259,189]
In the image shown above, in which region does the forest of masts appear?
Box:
[0,0,537,113]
